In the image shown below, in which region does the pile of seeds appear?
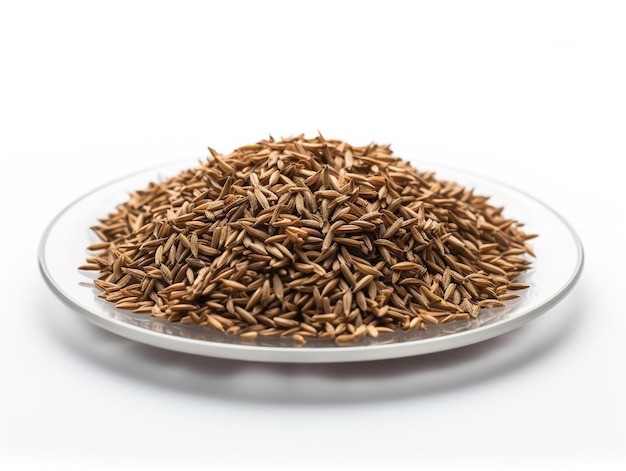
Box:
[80,135,535,345]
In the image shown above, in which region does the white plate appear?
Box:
[38,159,584,363]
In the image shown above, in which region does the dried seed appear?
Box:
[391,261,425,271]
[353,274,374,292]
[240,331,258,341]
[221,279,248,291]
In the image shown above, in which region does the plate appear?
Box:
[38,159,584,363]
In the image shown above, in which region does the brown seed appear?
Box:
[391,261,424,271]
[335,334,355,345]
[221,279,248,291]
[240,331,258,341]
[353,274,374,292]
[507,282,530,290]
[366,324,379,338]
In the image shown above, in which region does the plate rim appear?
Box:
[38,158,585,363]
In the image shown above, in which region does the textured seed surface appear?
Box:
[81,135,535,346]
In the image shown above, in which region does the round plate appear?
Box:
[38,159,584,363]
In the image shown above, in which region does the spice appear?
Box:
[80,135,535,345]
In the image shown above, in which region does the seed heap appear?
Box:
[80,135,535,345]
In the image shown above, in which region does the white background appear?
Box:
[1,1,624,470]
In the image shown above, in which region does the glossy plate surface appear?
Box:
[38,159,583,363]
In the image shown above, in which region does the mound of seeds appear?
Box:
[80,135,535,345]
